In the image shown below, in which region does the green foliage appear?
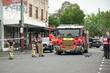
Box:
[48,1,85,27]
[84,10,110,37]
[49,15,60,27]
[99,11,110,32]
[60,2,85,24]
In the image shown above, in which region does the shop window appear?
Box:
[46,11,48,22]
[36,7,38,19]
[29,4,32,17]
[41,9,43,21]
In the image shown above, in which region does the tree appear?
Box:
[99,11,110,32]
[84,10,110,37]
[49,15,60,27]
[84,14,103,37]
[48,1,85,27]
[59,2,85,24]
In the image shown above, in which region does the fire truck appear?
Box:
[49,25,89,55]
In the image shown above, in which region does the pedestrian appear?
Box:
[37,34,44,57]
[103,32,110,59]
[108,35,110,59]
[8,40,15,60]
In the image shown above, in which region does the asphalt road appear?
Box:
[0,48,108,73]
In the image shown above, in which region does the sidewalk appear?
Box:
[0,50,31,57]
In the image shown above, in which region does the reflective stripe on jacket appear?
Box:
[103,38,109,44]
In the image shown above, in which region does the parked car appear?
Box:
[42,37,54,53]
[89,38,102,48]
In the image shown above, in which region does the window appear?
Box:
[29,4,32,17]
[46,11,48,21]
[41,0,45,4]
[46,0,48,3]
[41,9,43,21]
[57,29,80,38]
[36,7,38,19]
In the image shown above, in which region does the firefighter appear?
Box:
[32,41,36,57]
[37,34,44,57]
[8,40,14,60]
[103,32,110,59]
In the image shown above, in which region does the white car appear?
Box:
[42,37,53,52]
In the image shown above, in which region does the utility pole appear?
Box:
[20,0,24,52]
[0,0,4,51]
[98,8,103,35]
[98,8,100,25]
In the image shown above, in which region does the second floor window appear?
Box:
[36,7,38,19]
[46,11,48,21]
[29,4,32,17]
[41,9,43,21]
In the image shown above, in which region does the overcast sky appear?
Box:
[49,0,110,14]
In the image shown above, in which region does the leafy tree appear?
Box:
[84,14,102,37]
[99,11,110,32]
[59,2,85,24]
[49,1,85,27]
[84,10,110,37]
[49,15,60,27]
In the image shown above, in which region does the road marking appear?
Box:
[102,59,104,62]
[98,57,105,73]
[103,57,105,60]
[101,62,104,64]
[100,64,103,67]
[99,68,102,70]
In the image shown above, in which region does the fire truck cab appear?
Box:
[50,25,88,55]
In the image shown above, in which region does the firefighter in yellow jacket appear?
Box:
[37,34,44,57]
[32,42,36,57]
[8,41,14,60]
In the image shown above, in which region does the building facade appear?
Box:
[0,0,48,51]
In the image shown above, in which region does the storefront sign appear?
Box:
[3,0,12,6]
[4,0,28,13]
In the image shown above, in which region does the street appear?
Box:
[1,48,109,73]
[0,0,110,73]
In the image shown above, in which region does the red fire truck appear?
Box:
[49,25,89,55]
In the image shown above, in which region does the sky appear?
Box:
[49,0,110,14]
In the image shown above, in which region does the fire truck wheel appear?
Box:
[80,47,84,55]
[80,51,84,55]
[50,50,53,53]
[56,51,62,55]
[84,49,88,53]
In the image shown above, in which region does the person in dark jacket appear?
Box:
[103,32,110,59]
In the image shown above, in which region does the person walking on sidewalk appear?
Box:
[108,35,110,59]
[103,32,110,59]
[37,34,44,57]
